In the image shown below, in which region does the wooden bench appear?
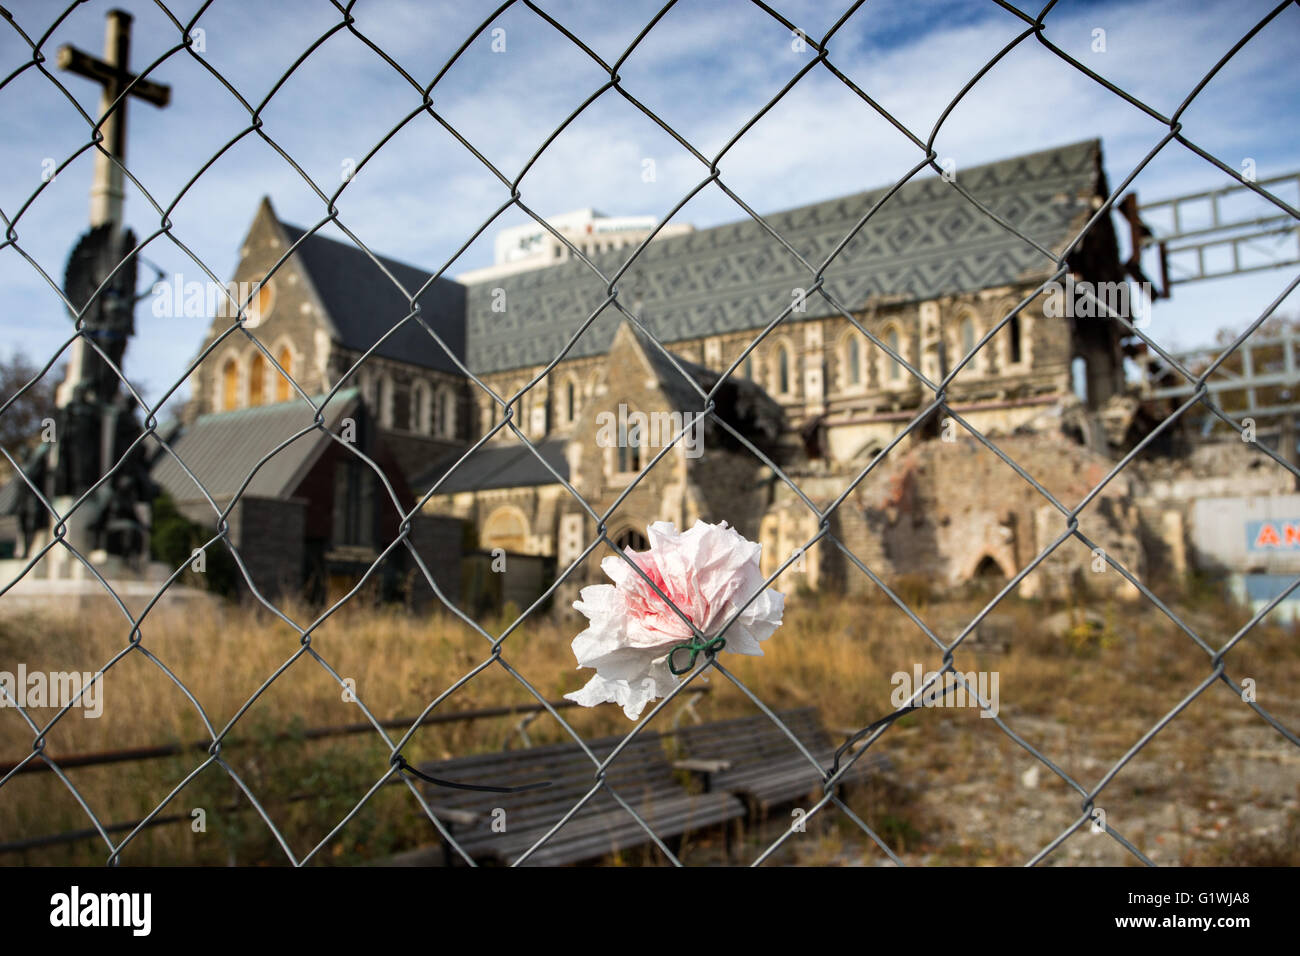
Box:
[671,707,891,815]
[409,729,746,866]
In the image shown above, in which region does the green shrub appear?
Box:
[150,493,239,596]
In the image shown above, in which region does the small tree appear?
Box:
[0,352,62,475]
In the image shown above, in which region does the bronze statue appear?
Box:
[4,224,155,563]
[62,223,138,406]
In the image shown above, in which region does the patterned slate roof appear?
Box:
[150,390,360,504]
[463,139,1105,374]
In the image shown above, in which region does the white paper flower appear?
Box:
[565,519,785,719]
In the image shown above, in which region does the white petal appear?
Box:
[563,653,680,720]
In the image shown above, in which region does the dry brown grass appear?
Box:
[1,580,1297,866]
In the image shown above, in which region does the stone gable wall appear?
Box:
[187,206,332,420]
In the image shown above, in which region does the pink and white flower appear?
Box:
[565,519,785,719]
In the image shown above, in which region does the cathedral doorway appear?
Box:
[613,527,649,554]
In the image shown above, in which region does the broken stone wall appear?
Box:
[784,432,1147,601]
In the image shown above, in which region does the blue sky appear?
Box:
[1,0,1297,415]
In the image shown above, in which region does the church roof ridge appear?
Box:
[464,138,1106,375]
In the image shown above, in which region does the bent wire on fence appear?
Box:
[0,0,1297,867]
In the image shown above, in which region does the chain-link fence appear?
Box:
[1,0,1298,867]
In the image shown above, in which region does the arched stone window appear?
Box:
[565,378,577,424]
[513,381,530,437]
[616,408,643,474]
[439,384,456,437]
[248,277,275,327]
[992,300,1027,370]
[839,330,864,389]
[271,343,295,403]
[1072,355,1089,404]
[411,380,432,434]
[274,344,293,402]
[775,343,792,395]
[248,352,266,406]
[222,357,239,410]
[882,326,904,384]
[1007,312,1023,365]
[377,373,394,428]
[959,315,976,362]
[357,368,374,407]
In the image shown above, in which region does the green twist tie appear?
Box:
[667,634,726,676]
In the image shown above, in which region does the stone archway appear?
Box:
[962,549,1015,590]
[482,506,529,553]
[612,526,649,554]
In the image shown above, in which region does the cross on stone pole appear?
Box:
[54,9,170,408]
[57,8,170,230]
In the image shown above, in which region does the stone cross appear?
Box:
[57,8,170,230]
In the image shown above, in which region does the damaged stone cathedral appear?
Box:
[143,138,1175,608]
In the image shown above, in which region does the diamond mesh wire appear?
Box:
[0,0,1297,867]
